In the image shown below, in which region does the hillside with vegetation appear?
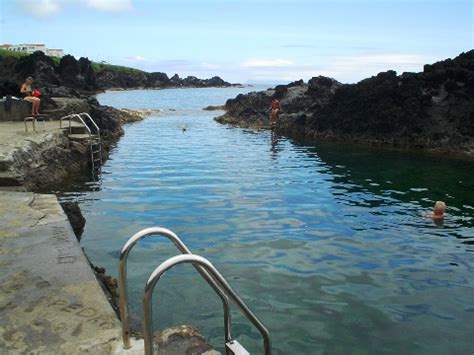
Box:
[0,50,236,97]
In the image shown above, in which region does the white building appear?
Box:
[46,48,64,57]
[0,43,64,57]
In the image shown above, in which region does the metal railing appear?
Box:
[118,227,232,349]
[60,113,92,138]
[60,112,102,177]
[143,254,271,355]
[78,112,101,138]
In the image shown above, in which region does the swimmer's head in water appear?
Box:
[434,201,446,213]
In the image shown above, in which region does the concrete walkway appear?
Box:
[0,191,123,353]
[0,192,221,354]
[0,120,82,159]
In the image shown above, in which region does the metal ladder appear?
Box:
[60,112,103,177]
[118,227,271,355]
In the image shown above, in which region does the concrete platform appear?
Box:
[0,192,221,354]
[0,120,84,187]
[0,191,123,353]
[0,120,83,162]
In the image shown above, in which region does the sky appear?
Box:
[0,0,472,83]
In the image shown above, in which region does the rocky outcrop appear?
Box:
[58,55,97,92]
[61,201,86,240]
[216,50,474,156]
[0,51,237,97]
[1,130,90,191]
[0,97,30,122]
[0,96,147,192]
[95,70,236,90]
[216,77,341,129]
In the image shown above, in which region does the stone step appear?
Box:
[0,185,27,192]
[0,171,23,186]
[70,125,89,134]
[67,133,98,142]
[0,160,10,173]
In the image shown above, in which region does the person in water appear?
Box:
[270,98,281,126]
[425,201,447,220]
[20,77,41,115]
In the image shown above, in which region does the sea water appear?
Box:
[60,87,474,354]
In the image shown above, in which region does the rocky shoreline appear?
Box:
[0,51,238,98]
[216,50,474,158]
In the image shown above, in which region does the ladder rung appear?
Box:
[226,340,250,355]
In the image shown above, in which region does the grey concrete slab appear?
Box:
[0,191,123,354]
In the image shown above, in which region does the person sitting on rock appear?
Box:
[20,77,41,115]
[425,201,447,220]
[270,98,281,127]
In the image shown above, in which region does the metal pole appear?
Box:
[143,254,271,355]
[118,227,232,349]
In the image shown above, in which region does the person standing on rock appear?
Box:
[270,97,281,127]
[20,77,41,115]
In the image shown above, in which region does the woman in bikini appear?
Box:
[20,77,41,115]
[270,98,281,126]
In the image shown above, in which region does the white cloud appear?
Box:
[241,58,293,68]
[17,0,61,17]
[107,52,437,85]
[234,53,437,83]
[16,0,133,17]
[85,0,132,12]
[317,53,436,83]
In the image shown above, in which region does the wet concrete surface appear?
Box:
[0,191,123,353]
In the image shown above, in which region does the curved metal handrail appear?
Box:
[118,227,231,349]
[143,254,271,355]
[78,112,101,138]
[59,113,92,138]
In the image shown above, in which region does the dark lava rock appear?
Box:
[216,50,474,156]
[86,97,124,144]
[96,68,148,90]
[58,55,97,92]
[169,73,181,86]
[60,201,86,240]
[1,51,237,97]
[14,51,60,88]
[146,71,170,87]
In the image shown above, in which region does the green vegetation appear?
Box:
[90,62,145,76]
[0,48,28,59]
[0,49,62,65]
[0,49,144,76]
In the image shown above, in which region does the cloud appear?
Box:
[16,0,133,17]
[17,0,61,18]
[317,53,436,82]
[85,0,133,12]
[131,55,146,61]
[235,53,436,83]
[241,58,293,68]
[109,52,436,84]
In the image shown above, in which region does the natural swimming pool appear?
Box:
[60,87,474,354]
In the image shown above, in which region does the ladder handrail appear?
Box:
[118,227,232,349]
[78,112,101,140]
[143,254,271,355]
[60,113,92,137]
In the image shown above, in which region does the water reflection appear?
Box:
[55,88,474,354]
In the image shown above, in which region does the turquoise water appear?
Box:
[60,87,474,354]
